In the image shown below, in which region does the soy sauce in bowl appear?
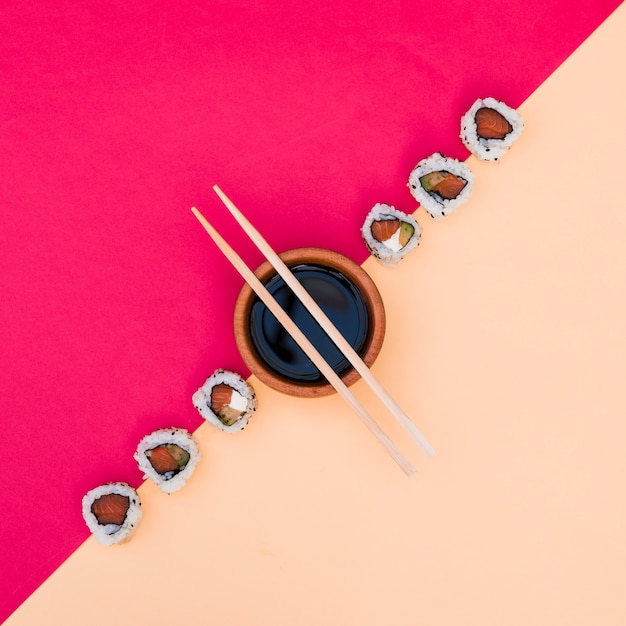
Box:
[248,264,370,383]
[233,248,385,398]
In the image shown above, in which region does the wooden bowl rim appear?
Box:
[233,247,386,398]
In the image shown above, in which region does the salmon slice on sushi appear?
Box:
[81,482,142,546]
[460,97,524,161]
[408,153,474,220]
[193,369,257,433]
[134,427,201,494]
[361,203,421,267]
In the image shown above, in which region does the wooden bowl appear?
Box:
[233,247,386,398]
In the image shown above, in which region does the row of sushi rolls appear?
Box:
[83,97,523,545]
[363,97,523,265]
[82,368,257,545]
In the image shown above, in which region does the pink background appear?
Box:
[1,1,622,622]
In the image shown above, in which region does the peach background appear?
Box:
[8,5,626,625]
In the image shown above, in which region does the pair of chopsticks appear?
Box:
[191,185,435,476]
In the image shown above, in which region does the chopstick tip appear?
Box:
[421,441,436,458]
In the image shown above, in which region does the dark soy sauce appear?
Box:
[249,264,370,383]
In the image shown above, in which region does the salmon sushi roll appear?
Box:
[81,482,142,546]
[460,97,524,161]
[134,428,201,494]
[193,369,257,433]
[361,203,421,267]
[408,153,474,220]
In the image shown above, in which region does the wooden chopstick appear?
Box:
[191,206,416,477]
[212,185,435,458]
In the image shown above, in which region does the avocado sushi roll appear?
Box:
[134,428,201,494]
[460,97,523,161]
[361,203,421,267]
[82,482,142,546]
[408,153,474,220]
[193,369,257,433]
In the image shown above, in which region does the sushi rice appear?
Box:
[134,427,201,494]
[361,203,421,267]
[408,153,474,220]
[460,97,524,161]
[81,482,142,546]
[192,369,257,433]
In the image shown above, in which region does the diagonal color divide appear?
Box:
[1,1,624,623]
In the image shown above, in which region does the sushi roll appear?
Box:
[408,153,474,220]
[460,97,523,161]
[193,369,257,433]
[361,203,421,267]
[81,482,142,546]
[134,428,201,494]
